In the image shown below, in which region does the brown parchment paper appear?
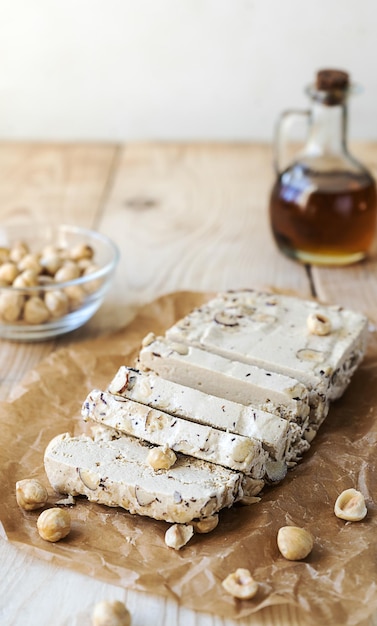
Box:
[1,291,377,626]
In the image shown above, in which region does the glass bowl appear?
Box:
[0,224,119,341]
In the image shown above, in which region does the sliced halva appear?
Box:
[108,366,306,462]
[82,388,268,477]
[165,290,368,402]
[44,432,245,524]
[138,335,326,440]
[138,335,312,424]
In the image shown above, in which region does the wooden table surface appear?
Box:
[1,142,377,626]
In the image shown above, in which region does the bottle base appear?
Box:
[277,245,367,266]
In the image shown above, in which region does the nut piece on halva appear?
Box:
[222,568,258,599]
[307,312,332,336]
[334,488,367,521]
[165,523,194,549]
[192,514,219,534]
[277,525,313,561]
[147,445,177,470]
[16,478,48,511]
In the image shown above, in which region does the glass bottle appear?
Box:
[269,69,377,265]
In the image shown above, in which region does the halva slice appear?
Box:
[108,366,306,462]
[165,289,368,402]
[138,336,312,424]
[82,389,268,477]
[44,432,244,524]
[138,336,325,446]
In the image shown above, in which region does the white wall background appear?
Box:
[0,0,376,142]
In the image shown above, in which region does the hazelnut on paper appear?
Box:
[277,526,313,561]
[16,479,48,511]
[165,524,194,550]
[37,507,71,542]
[92,600,131,626]
[222,568,258,600]
[334,488,367,521]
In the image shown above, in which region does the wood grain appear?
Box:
[98,143,311,332]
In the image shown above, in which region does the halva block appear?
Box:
[165,289,368,402]
[44,432,245,524]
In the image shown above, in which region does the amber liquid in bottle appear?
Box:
[269,163,377,265]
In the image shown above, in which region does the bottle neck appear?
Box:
[306,101,348,157]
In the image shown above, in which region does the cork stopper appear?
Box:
[311,69,350,105]
[316,69,350,91]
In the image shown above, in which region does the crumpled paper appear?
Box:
[1,291,377,625]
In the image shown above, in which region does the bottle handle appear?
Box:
[274,109,310,175]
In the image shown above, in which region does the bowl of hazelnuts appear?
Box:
[0,224,119,340]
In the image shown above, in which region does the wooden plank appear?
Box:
[0,537,309,626]
[98,143,311,332]
[0,142,118,228]
[0,340,55,402]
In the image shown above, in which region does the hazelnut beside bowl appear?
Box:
[0,224,119,341]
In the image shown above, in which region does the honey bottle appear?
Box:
[269,69,377,265]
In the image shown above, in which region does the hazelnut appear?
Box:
[237,495,261,506]
[13,269,39,288]
[18,253,42,274]
[334,488,367,521]
[92,600,131,626]
[77,257,93,271]
[170,342,189,355]
[0,262,19,284]
[54,261,81,283]
[64,284,85,309]
[41,243,61,258]
[141,332,156,347]
[307,312,332,336]
[69,243,94,261]
[40,253,64,276]
[0,291,24,322]
[192,514,219,534]
[83,264,101,293]
[277,526,313,560]
[165,523,194,550]
[16,479,48,510]
[37,507,71,542]
[146,445,177,470]
[222,568,258,600]
[9,241,29,263]
[231,439,254,463]
[0,246,10,263]
[23,296,50,324]
[44,290,69,318]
